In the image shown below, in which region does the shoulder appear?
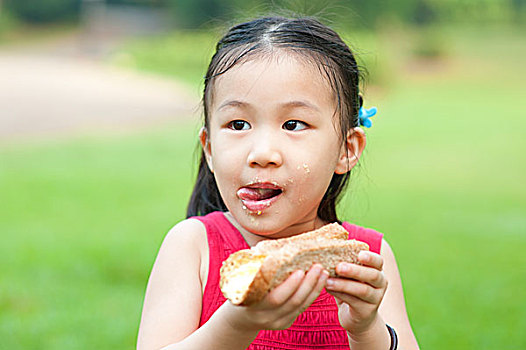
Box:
[163,218,208,250]
[160,218,209,278]
[150,218,209,282]
[137,218,209,348]
[148,218,209,288]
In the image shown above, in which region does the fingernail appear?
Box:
[312,264,323,274]
[321,270,329,281]
[359,251,368,261]
[339,263,349,273]
[294,270,305,279]
[326,278,334,288]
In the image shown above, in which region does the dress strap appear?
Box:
[342,222,383,254]
[192,211,249,325]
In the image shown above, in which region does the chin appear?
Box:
[228,210,279,235]
[238,210,313,238]
[238,214,280,234]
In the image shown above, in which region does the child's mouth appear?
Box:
[236,183,283,213]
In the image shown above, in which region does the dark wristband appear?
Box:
[386,324,398,350]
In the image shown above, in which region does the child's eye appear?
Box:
[282,120,308,131]
[228,120,251,131]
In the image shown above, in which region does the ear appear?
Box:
[335,127,366,175]
[199,127,213,173]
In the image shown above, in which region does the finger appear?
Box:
[296,267,329,310]
[325,277,383,305]
[277,266,328,325]
[327,290,366,307]
[335,263,386,289]
[358,251,384,270]
[285,264,326,308]
[266,270,305,305]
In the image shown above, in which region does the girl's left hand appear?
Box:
[325,250,388,337]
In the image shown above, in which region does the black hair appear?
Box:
[186,16,363,223]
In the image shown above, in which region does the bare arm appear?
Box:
[138,219,263,349]
[378,239,419,349]
[158,303,260,350]
[138,219,260,349]
[137,219,328,350]
[326,238,419,350]
[137,219,207,349]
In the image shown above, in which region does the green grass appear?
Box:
[2,26,525,349]
[0,123,201,349]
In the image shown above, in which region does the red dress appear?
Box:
[194,211,383,350]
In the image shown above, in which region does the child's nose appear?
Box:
[247,133,283,168]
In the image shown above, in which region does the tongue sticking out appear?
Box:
[237,187,282,201]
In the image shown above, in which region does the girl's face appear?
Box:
[202,53,363,241]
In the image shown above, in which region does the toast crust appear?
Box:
[220,223,370,306]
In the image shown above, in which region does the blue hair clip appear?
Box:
[359,106,377,128]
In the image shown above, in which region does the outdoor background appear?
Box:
[1,0,525,349]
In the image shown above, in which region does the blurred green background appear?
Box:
[1,0,525,349]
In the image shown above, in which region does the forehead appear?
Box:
[209,52,337,112]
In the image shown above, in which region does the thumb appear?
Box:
[330,293,344,306]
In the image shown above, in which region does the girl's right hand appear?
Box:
[223,264,329,332]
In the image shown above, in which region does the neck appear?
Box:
[224,212,326,247]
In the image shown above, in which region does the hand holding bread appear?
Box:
[220,223,369,306]
[219,222,390,342]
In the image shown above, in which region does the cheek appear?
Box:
[209,134,242,167]
[289,154,339,195]
[209,140,243,199]
[293,140,341,178]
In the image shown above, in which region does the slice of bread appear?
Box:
[219,223,369,306]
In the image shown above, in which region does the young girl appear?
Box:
[137,16,419,350]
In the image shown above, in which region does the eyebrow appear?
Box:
[280,100,320,111]
[217,100,248,112]
[216,99,320,112]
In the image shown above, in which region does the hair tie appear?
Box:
[358,106,377,128]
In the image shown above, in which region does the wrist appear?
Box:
[386,324,398,350]
[219,301,260,334]
[347,316,390,350]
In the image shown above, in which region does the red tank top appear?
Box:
[194,211,383,350]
